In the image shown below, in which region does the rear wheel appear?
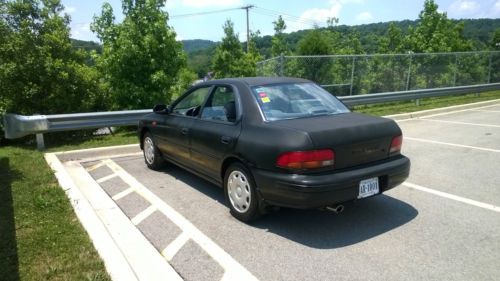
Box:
[224,163,262,222]
[143,132,165,170]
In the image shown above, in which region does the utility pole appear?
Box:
[241,5,254,53]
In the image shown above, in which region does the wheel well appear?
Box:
[220,157,243,181]
[139,128,149,150]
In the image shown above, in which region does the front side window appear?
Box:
[172,87,211,116]
[251,83,350,121]
[201,86,237,122]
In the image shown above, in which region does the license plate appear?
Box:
[358,177,379,199]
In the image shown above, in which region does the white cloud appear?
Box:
[355,11,373,22]
[70,23,95,41]
[180,0,242,8]
[64,6,76,14]
[448,0,481,17]
[493,0,500,16]
[447,0,500,18]
[340,0,364,4]
[287,0,342,31]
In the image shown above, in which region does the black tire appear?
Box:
[224,162,263,222]
[142,132,165,170]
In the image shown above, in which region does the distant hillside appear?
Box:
[254,18,500,56]
[71,39,101,53]
[181,39,217,53]
[70,18,500,77]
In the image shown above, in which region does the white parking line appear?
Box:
[470,109,500,113]
[416,118,500,128]
[395,103,500,122]
[131,205,157,225]
[161,232,191,261]
[106,160,259,281]
[96,173,118,183]
[405,137,500,153]
[112,187,135,201]
[86,161,107,172]
[403,182,500,213]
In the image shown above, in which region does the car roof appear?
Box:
[204,77,312,87]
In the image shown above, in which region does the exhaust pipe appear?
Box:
[326,204,344,214]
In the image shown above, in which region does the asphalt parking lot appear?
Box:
[49,102,500,281]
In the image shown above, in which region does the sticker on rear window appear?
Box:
[261,97,270,103]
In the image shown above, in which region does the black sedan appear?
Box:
[138,77,410,222]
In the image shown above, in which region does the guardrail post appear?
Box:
[36,133,45,150]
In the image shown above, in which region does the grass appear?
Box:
[353,91,500,116]
[0,132,137,281]
[0,92,499,280]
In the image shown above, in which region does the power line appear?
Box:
[170,7,243,19]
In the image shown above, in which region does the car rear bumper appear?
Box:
[251,155,410,209]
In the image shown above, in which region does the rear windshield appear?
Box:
[251,83,350,121]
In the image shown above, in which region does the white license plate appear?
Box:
[358,177,379,199]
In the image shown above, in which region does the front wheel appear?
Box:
[143,132,165,170]
[224,163,262,222]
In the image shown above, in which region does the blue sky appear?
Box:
[62,0,500,42]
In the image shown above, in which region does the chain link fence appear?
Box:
[256,51,500,96]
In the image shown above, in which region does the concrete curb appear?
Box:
[45,153,183,281]
[383,98,500,120]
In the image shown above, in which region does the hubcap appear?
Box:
[227,170,251,213]
[144,137,155,165]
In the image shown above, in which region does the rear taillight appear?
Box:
[276,149,335,170]
[390,135,403,154]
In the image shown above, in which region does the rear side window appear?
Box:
[201,86,237,123]
[251,83,349,121]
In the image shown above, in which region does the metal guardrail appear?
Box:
[3,83,500,150]
[3,109,151,149]
[340,83,500,106]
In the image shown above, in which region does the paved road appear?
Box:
[57,103,500,281]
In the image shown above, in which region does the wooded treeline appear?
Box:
[1,0,499,119]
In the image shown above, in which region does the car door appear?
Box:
[189,85,242,181]
[155,86,212,166]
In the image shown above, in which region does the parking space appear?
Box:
[47,101,500,281]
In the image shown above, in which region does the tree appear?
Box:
[404,0,474,88]
[0,0,103,116]
[295,29,332,83]
[92,0,185,109]
[378,23,404,53]
[212,19,256,78]
[406,0,472,53]
[491,28,500,49]
[271,15,288,57]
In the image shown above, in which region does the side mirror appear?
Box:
[153,104,169,114]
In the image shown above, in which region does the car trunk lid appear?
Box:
[271,113,401,169]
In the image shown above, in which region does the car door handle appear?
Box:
[181,128,189,135]
[221,136,232,144]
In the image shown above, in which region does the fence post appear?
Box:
[453,53,458,87]
[279,54,284,77]
[349,56,356,96]
[487,53,492,84]
[36,133,45,151]
[406,52,413,91]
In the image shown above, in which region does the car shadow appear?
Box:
[0,157,21,281]
[158,164,418,249]
[158,164,226,202]
[252,195,418,249]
